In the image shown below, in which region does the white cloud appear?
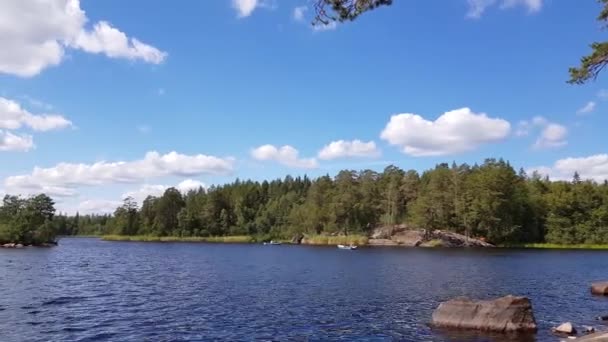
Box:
[467,0,542,18]
[72,21,166,64]
[0,131,34,152]
[0,97,72,131]
[598,89,608,100]
[77,199,122,214]
[0,0,166,77]
[176,179,206,193]
[533,123,568,149]
[529,154,608,182]
[293,6,307,22]
[4,151,233,196]
[516,116,568,149]
[380,107,511,157]
[251,144,318,169]
[577,101,596,115]
[233,0,259,17]
[318,140,380,160]
[122,179,206,204]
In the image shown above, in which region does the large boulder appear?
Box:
[591,282,608,295]
[431,295,537,333]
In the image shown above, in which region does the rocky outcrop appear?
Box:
[431,295,537,333]
[291,233,304,245]
[369,227,494,248]
[591,282,608,295]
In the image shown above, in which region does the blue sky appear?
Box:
[1,0,607,213]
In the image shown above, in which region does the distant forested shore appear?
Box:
[2,158,599,247]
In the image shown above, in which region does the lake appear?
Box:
[1,238,607,341]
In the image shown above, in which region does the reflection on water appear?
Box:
[1,238,608,341]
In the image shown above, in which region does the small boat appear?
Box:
[337,244,357,250]
[264,240,282,245]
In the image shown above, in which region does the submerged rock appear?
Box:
[591,282,608,295]
[431,295,537,333]
[553,322,577,336]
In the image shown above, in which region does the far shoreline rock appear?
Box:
[369,226,494,248]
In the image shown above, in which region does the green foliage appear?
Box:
[0,194,57,245]
[313,0,392,25]
[46,158,608,247]
[567,0,608,84]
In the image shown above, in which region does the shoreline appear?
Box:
[95,235,608,250]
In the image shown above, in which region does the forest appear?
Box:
[14,158,602,246]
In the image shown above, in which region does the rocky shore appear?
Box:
[368,225,494,248]
[1,241,57,248]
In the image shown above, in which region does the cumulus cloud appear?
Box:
[380,107,511,157]
[293,6,307,21]
[251,144,318,169]
[467,0,542,18]
[515,116,567,149]
[0,0,166,77]
[77,199,122,214]
[577,101,596,115]
[533,123,567,149]
[0,131,34,152]
[4,151,233,196]
[0,97,72,131]
[529,154,608,182]
[318,140,380,160]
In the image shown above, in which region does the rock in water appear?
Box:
[553,322,576,335]
[431,295,537,333]
[591,282,608,295]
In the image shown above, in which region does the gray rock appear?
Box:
[431,295,537,333]
[591,282,608,295]
[14,244,24,248]
[553,322,577,335]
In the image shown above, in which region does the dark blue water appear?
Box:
[1,238,608,341]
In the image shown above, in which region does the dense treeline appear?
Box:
[67,159,608,244]
[0,194,57,245]
[5,159,608,245]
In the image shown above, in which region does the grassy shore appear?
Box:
[102,235,256,243]
[502,243,608,250]
[302,235,368,246]
[101,234,369,246]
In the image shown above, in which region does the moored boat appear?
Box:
[337,244,357,250]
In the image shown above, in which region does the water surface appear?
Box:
[1,238,607,341]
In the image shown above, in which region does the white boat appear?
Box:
[337,244,357,250]
[264,240,282,245]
